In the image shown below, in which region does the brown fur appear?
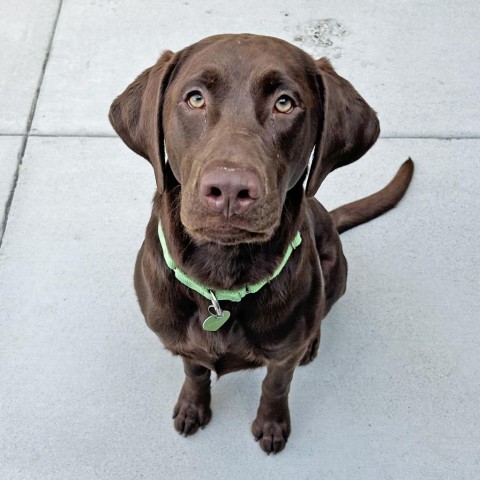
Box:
[109,34,413,454]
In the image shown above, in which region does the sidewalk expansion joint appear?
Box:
[0,0,64,249]
[1,133,480,140]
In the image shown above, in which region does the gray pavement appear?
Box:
[1,1,479,479]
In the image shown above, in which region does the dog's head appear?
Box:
[109,34,379,245]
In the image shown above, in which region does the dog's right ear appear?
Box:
[109,50,176,193]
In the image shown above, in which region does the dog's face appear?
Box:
[162,36,318,244]
[109,34,380,245]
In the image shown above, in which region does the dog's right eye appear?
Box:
[274,95,294,114]
[187,92,206,109]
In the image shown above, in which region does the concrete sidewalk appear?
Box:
[1,1,479,479]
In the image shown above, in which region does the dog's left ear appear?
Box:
[109,50,177,193]
[305,58,380,197]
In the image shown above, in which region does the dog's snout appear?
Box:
[200,169,262,218]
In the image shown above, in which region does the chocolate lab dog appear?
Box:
[109,34,413,454]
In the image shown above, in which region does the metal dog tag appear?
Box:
[203,291,231,331]
[203,310,231,331]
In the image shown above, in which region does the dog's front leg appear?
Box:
[173,358,212,436]
[252,358,299,454]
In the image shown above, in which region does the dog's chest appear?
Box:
[176,312,263,375]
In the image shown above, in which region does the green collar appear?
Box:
[157,222,302,303]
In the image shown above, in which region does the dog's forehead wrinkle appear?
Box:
[185,39,306,85]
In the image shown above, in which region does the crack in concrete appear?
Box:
[1,133,479,140]
[0,0,64,249]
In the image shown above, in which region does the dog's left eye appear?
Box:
[187,92,206,109]
[275,95,294,113]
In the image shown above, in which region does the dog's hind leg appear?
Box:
[299,331,321,366]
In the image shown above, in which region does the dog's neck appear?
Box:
[151,184,305,291]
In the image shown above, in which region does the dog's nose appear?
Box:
[200,169,262,218]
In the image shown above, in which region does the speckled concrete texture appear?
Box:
[0,0,60,133]
[1,1,479,479]
[31,0,480,137]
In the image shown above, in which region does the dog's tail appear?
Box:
[330,158,414,234]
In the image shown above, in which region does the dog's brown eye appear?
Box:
[187,92,205,109]
[275,95,294,113]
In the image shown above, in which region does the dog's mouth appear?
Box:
[180,189,282,245]
[186,222,276,245]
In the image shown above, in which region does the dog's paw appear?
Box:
[252,416,291,454]
[173,399,212,436]
[299,335,320,366]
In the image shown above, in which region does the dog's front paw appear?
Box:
[173,398,212,436]
[252,414,291,454]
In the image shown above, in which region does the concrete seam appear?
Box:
[26,133,480,140]
[0,0,64,249]
[1,133,480,140]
